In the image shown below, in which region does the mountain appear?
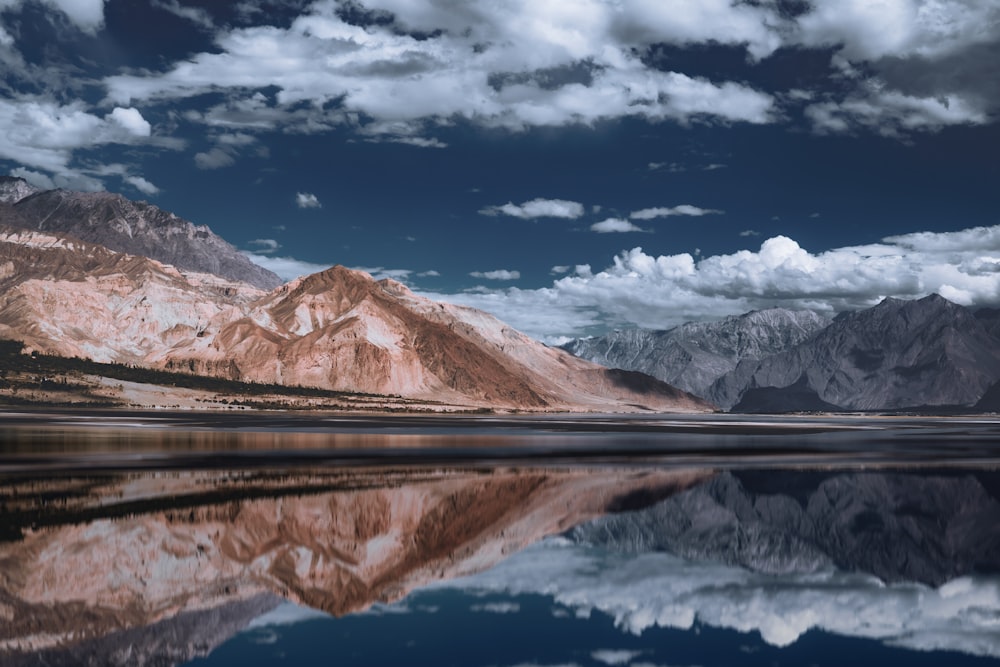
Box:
[3,179,281,289]
[568,470,1000,585]
[0,226,712,412]
[561,308,831,399]
[0,175,40,203]
[0,467,707,660]
[709,295,1000,411]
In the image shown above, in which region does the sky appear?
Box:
[1,0,999,342]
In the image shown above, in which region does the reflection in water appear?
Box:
[1,416,999,665]
[0,466,705,665]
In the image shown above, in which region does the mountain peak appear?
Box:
[10,187,282,290]
[0,176,41,204]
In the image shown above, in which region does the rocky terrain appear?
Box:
[562,308,830,398]
[564,296,1000,412]
[0,467,708,661]
[0,225,711,412]
[709,295,1000,411]
[0,176,280,290]
[569,470,1000,586]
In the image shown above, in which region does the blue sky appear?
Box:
[1,0,999,341]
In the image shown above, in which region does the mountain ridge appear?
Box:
[1,178,281,290]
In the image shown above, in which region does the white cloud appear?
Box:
[124,175,159,195]
[242,252,330,281]
[470,269,521,281]
[2,0,108,32]
[470,602,521,614]
[421,224,1000,341]
[350,265,414,281]
[630,205,722,220]
[417,269,441,277]
[739,229,760,237]
[103,2,777,136]
[805,89,987,135]
[551,265,571,275]
[295,192,322,209]
[151,0,213,29]
[249,238,280,253]
[433,537,1000,658]
[194,147,236,169]
[591,650,643,666]
[590,218,647,233]
[107,107,152,137]
[10,167,55,190]
[480,198,585,220]
[0,98,154,175]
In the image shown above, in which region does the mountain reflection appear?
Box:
[0,466,707,664]
[2,466,1000,665]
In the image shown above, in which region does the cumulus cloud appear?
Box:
[480,198,585,220]
[590,218,647,233]
[295,192,322,209]
[470,269,521,280]
[422,224,1000,341]
[739,229,760,237]
[0,98,155,175]
[107,107,152,137]
[470,602,521,614]
[242,252,331,281]
[591,650,643,666]
[630,205,722,220]
[433,537,1000,658]
[10,167,55,190]
[805,89,987,136]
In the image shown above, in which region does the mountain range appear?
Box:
[1,176,997,413]
[0,178,710,412]
[564,296,1000,412]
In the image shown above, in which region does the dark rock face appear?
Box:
[709,295,1000,410]
[9,188,282,290]
[561,308,830,399]
[569,471,1000,586]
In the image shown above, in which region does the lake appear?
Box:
[1,410,999,666]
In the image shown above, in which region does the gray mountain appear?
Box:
[569,470,1000,585]
[709,294,1000,411]
[2,594,282,667]
[0,176,40,204]
[6,183,282,290]
[561,308,830,399]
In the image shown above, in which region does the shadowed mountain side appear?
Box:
[709,295,1000,411]
[4,180,281,290]
[0,231,713,411]
[732,375,842,413]
[569,471,1000,586]
[0,468,709,659]
[561,309,831,399]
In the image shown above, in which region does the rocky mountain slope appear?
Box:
[0,467,707,660]
[0,177,280,289]
[561,308,830,398]
[0,226,711,412]
[568,470,1000,586]
[709,295,1000,411]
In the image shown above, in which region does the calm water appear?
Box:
[1,411,999,666]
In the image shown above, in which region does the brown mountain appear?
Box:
[3,178,281,290]
[0,467,709,659]
[0,226,712,411]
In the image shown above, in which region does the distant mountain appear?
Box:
[561,308,831,398]
[2,178,281,289]
[569,470,1000,585]
[0,175,40,203]
[0,226,711,412]
[709,295,1000,411]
